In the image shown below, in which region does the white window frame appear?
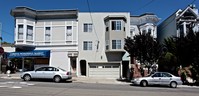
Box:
[83,41,92,50]
[45,27,51,42]
[112,20,122,31]
[112,40,121,49]
[26,25,33,41]
[18,25,24,40]
[66,26,72,40]
[84,23,93,32]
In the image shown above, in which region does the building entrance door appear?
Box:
[70,57,77,76]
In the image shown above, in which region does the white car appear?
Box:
[131,72,182,88]
[21,66,72,83]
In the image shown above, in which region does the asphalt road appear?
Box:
[0,79,199,96]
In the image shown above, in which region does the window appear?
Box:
[112,40,121,49]
[152,73,161,77]
[26,25,33,40]
[83,41,92,50]
[112,21,121,31]
[18,25,23,39]
[162,73,172,77]
[45,27,51,42]
[113,66,119,68]
[36,67,46,71]
[84,23,92,32]
[148,28,152,34]
[104,66,111,68]
[90,66,97,68]
[142,30,146,34]
[66,26,72,40]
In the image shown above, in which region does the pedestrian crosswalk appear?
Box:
[0,81,35,89]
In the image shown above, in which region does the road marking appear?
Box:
[0,81,35,89]
[9,86,22,89]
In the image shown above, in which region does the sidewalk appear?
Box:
[72,76,131,85]
[0,73,130,85]
[0,73,21,79]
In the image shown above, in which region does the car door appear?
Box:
[160,72,172,85]
[44,67,56,79]
[151,73,162,85]
[32,67,46,79]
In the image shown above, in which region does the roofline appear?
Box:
[11,6,78,20]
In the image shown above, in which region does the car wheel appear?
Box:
[140,80,147,87]
[170,81,177,88]
[23,74,31,81]
[54,76,61,83]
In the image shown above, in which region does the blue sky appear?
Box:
[0,0,198,43]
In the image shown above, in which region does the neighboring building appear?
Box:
[158,4,199,43]
[10,7,79,75]
[130,13,159,78]
[130,13,159,39]
[78,12,130,78]
[1,43,15,73]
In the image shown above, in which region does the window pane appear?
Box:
[84,23,92,32]
[66,26,72,40]
[112,21,116,30]
[112,40,116,49]
[45,27,51,41]
[27,25,33,40]
[112,21,121,31]
[83,41,92,50]
[18,25,23,39]
[112,40,121,49]
[83,42,88,50]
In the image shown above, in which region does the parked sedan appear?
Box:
[21,66,72,83]
[131,72,182,88]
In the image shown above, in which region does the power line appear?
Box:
[86,0,100,51]
[133,0,155,13]
[190,0,197,4]
[158,2,198,34]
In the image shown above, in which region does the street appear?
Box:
[0,79,199,96]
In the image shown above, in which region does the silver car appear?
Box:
[21,66,72,83]
[131,72,182,88]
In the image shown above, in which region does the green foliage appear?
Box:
[124,32,162,67]
[162,29,199,82]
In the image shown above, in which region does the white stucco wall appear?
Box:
[78,12,130,62]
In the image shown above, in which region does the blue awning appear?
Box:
[7,50,50,58]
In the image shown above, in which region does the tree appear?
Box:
[162,29,199,82]
[124,32,162,68]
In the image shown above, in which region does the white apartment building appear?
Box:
[78,12,130,78]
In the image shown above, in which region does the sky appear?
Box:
[0,0,198,43]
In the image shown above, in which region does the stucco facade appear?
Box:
[78,12,130,78]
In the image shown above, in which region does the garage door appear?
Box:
[89,63,120,78]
